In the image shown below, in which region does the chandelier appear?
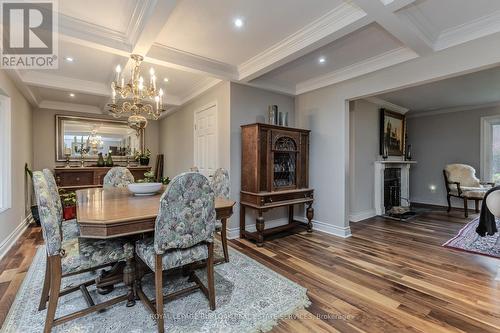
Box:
[87,127,104,154]
[107,54,165,133]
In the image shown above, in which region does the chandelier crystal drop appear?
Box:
[107,54,166,132]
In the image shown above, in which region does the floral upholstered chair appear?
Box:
[443,164,495,217]
[42,169,79,240]
[135,172,216,333]
[103,167,135,188]
[33,171,134,332]
[210,167,230,262]
[189,166,200,172]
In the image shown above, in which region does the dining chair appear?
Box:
[189,166,200,172]
[33,171,134,333]
[210,167,230,262]
[103,167,135,188]
[135,172,216,333]
[42,169,79,240]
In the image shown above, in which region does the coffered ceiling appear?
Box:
[8,0,500,116]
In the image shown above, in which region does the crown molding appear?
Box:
[179,78,222,105]
[384,0,417,13]
[38,101,102,114]
[125,0,158,46]
[406,101,500,118]
[434,10,500,51]
[238,1,371,81]
[363,97,409,114]
[148,44,238,80]
[296,47,418,95]
[21,71,110,97]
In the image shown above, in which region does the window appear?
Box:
[0,94,11,213]
[481,115,500,183]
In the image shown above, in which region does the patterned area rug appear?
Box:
[1,244,310,333]
[443,217,500,258]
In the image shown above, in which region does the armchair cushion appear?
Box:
[445,164,481,188]
[136,237,208,272]
[61,237,134,274]
[450,186,490,198]
[62,219,80,240]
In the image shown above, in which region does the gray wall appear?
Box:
[407,105,500,207]
[0,71,33,251]
[229,83,295,235]
[349,100,380,220]
[32,109,160,171]
[159,81,230,178]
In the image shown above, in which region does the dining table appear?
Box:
[75,187,236,306]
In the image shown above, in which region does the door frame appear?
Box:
[193,101,218,174]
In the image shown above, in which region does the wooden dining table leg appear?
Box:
[123,257,136,307]
[220,218,229,263]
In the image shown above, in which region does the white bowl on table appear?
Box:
[127,183,162,196]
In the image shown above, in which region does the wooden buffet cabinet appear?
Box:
[240,123,314,246]
[54,166,151,191]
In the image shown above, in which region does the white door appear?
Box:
[194,103,217,177]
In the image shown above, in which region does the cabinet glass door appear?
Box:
[272,136,297,189]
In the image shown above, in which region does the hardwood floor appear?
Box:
[1,210,499,332]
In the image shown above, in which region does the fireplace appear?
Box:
[374,160,416,216]
[384,168,401,212]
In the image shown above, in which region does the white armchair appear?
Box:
[443,164,494,217]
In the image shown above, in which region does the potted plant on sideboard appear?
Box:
[135,149,151,166]
[60,190,77,220]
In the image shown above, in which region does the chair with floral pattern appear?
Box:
[103,167,135,188]
[42,169,79,240]
[210,167,230,262]
[33,171,134,332]
[135,172,216,333]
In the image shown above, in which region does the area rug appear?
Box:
[1,244,310,333]
[443,217,500,258]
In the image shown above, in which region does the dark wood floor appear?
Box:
[1,210,499,332]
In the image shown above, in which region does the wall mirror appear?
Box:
[56,115,144,162]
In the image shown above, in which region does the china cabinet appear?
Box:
[240,123,314,246]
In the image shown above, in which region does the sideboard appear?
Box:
[54,166,151,191]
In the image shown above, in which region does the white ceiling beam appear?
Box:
[147,44,238,80]
[21,71,110,96]
[238,1,373,82]
[383,0,417,13]
[363,97,409,114]
[4,70,39,106]
[38,101,103,114]
[352,0,433,56]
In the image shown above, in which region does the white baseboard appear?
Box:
[228,216,352,240]
[0,213,33,261]
[349,209,376,222]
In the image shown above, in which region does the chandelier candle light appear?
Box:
[107,54,166,133]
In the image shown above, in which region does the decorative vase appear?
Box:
[97,153,105,167]
[140,157,150,166]
[105,154,114,167]
[268,105,276,125]
[406,144,412,160]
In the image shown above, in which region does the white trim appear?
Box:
[296,47,418,95]
[435,10,500,51]
[311,219,352,238]
[0,94,11,213]
[407,102,500,119]
[193,101,218,174]
[480,114,500,182]
[238,1,371,81]
[0,214,32,261]
[364,97,409,114]
[179,78,222,106]
[349,209,376,222]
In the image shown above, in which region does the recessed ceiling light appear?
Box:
[69,93,75,97]
[163,78,169,82]
[65,57,74,62]
[234,18,244,28]
[318,56,326,64]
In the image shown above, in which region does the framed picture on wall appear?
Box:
[379,108,405,156]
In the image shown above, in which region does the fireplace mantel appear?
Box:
[374,160,417,215]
